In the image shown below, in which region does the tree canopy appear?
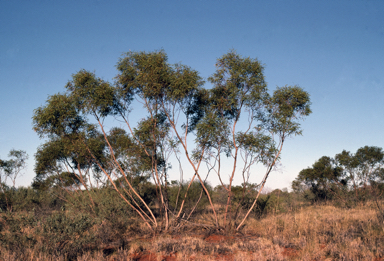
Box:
[33,50,311,231]
[293,146,384,202]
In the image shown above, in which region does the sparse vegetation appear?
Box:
[31,50,311,232]
[0,184,383,260]
[1,51,383,260]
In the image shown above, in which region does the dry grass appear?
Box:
[244,202,384,260]
[1,202,383,260]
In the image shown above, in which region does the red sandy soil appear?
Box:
[128,251,237,261]
[123,234,222,261]
[204,234,228,243]
[281,247,299,258]
[128,251,177,261]
[213,253,235,261]
[125,234,237,261]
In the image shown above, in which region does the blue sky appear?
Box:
[1,0,383,189]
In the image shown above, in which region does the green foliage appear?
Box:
[107,127,151,175]
[95,181,157,215]
[33,94,86,138]
[0,149,28,189]
[168,181,212,214]
[0,150,29,211]
[212,185,295,219]
[33,134,105,191]
[293,156,344,202]
[208,50,267,120]
[251,189,293,218]
[264,85,312,136]
[38,212,96,259]
[0,212,37,253]
[31,49,312,231]
[354,146,384,186]
[0,188,142,260]
[116,50,204,105]
[230,184,258,209]
[66,70,117,117]
[295,146,384,204]
[6,187,40,212]
[236,132,276,164]
[0,186,66,213]
[194,51,271,152]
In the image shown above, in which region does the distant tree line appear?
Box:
[292,145,384,205]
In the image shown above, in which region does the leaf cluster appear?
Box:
[293,146,384,202]
[31,49,312,231]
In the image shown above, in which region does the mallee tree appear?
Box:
[33,50,311,232]
[293,146,384,202]
[0,149,28,211]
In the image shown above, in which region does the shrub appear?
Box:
[37,212,97,260]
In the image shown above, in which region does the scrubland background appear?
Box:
[1,183,383,260]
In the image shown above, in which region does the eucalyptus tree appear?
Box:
[115,50,207,229]
[336,146,384,197]
[33,94,110,211]
[0,158,10,207]
[33,76,158,228]
[6,150,28,188]
[0,158,9,187]
[235,85,311,230]
[0,150,28,211]
[33,50,311,232]
[294,146,384,203]
[183,52,312,230]
[335,150,359,196]
[0,150,28,188]
[293,156,344,201]
[354,146,384,188]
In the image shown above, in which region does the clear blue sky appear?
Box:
[1,0,383,189]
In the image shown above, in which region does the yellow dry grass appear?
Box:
[1,202,383,260]
[243,202,384,260]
